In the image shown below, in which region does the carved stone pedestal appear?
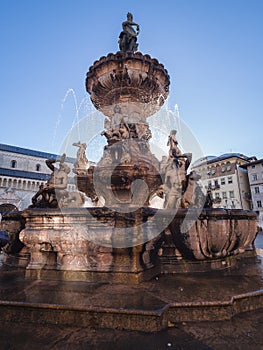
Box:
[19,207,258,283]
[19,208,161,284]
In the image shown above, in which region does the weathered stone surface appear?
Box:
[19,207,161,282]
[161,209,258,261]
[16,207,258,283]
[0,264,262,333]
[0,308,262,348]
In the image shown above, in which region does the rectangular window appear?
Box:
[222,191,227,199]
[221,178,225,185]
[215,192,220,199]
[257,200,262,208]
[252,174,258,181]
[255,187,260,194]
[229,191,234,199]
[228,177,233,184]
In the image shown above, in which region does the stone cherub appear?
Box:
[119,12,140,52]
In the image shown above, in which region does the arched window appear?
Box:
[11,160,17,168]
[36,164,41,171]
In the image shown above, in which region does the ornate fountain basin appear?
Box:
[86,51,170,119]
[164,208,258,261]
[17,207,258,283]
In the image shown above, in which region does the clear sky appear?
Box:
[0,0,262,161]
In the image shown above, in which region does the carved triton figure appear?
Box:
[167,130,183,162]
[31,153,70,208]
[167,129,192,170]
[119,12,140,52]
[30,154,85,208]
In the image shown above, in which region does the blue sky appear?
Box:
[0,0,262,160]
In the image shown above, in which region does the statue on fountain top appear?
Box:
[119,12,140,52]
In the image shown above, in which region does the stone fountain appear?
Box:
[11,12,259,281]
[0,13,262,334]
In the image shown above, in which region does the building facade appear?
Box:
[192,153,256,210]
[0,144,76,211]
[241,159,263,229]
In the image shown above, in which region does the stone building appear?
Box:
[0,143,76,211]
[192,153,256,210]
[241,159,263,229]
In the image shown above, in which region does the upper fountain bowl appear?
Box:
[86,51,170,119]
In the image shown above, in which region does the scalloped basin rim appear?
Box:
[87,51,169,75]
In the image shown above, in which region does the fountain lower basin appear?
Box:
[16,207,258,283]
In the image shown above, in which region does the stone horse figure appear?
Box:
[119,12,140,52]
